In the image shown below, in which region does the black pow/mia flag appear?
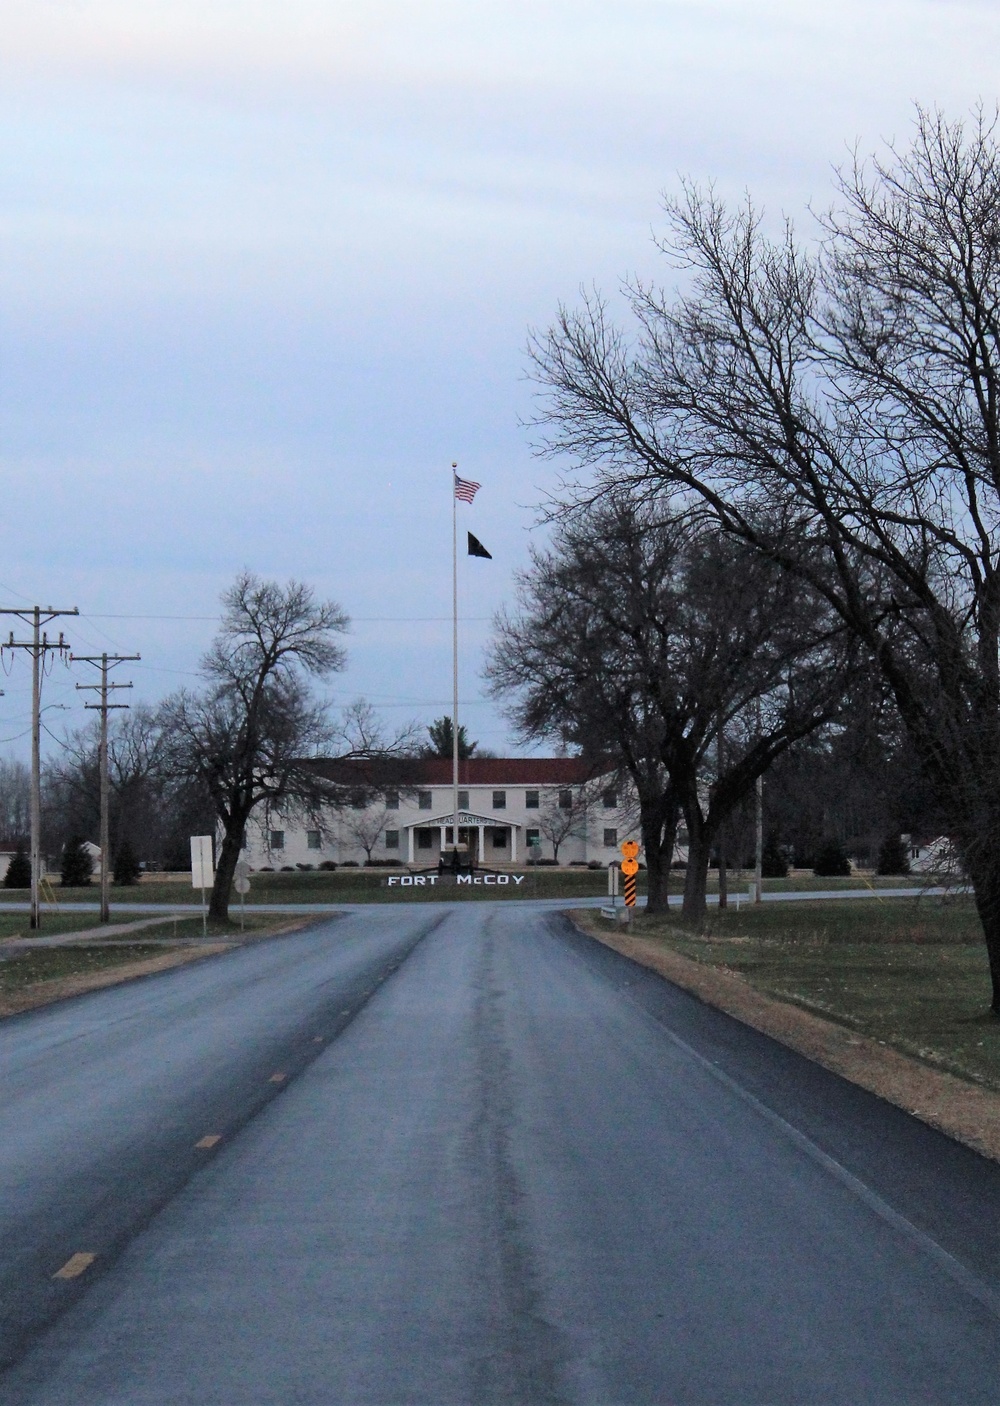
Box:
[467,533,492,559]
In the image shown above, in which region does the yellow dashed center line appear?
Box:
[53,1252,96,1280]
[195,1135,221,1149]
[269,1072,287,1083]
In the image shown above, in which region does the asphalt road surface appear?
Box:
[3,902,1000,1403]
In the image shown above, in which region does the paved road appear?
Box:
[2,903,1000,1403]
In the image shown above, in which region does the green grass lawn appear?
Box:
[628,897,1000,1090]
[0,912,143,941]
[38,868,620,904]
[14,867,937,907]
[0,943,177,993]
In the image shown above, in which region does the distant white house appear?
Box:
[905,835,960,875]
[243,757,652,869]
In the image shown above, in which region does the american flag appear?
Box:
[454,473,481,504]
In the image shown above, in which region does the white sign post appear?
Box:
[190,835,214,937]
[234,859,250,931]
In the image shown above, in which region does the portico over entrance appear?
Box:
[402,811,522,865]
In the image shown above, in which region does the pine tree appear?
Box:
[813,839,851,878]
[876,833,911,876]
[61,837,94,888]
[423,716,477,760]
[4,845,30,889]
[113,838,143,887]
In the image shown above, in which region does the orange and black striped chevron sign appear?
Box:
[620,840,640,908]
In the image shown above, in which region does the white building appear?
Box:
[244,757,635,869]
[905,834,959,875]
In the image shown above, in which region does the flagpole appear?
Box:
[451,463,459,861]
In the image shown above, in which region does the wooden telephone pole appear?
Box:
[72,652,140,924]
[0,607,78,929]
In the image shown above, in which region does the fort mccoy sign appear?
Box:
[385,873,527,889]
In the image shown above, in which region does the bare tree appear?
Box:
[531,107,1000,1005]
[488,499,850,914]
[342,802,393,864]
[159,573,348,921]
[333,698,422,765]
[0,757,30,841]
[535,784,593,864]
[43,707,173,865]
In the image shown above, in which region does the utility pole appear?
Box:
[754,774,764,904]
[754,697,764,905]
[72,652,140,924]
[717,715,728,910]
[0,607,78,929]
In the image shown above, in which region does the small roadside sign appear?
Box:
[620,839,640,908]
[191,836,214,889]
[234,863,250,932]
[190,835,214,936]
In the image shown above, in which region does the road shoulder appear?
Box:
[570,909,1000,1163]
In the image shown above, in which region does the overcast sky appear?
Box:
[1,0,997,755]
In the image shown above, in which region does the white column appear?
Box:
[478,824,484,866]
[407,827,415,864]
[511,827,517,863]
[440,825,446,854]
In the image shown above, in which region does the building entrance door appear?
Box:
[445,827,479,861]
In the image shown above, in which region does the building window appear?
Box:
[602,790,617,808]
[603,828,618,847]
[492,828,508,849]
[385,830,399,849]
[493,790,506,810]
[269,830,285,850]
[525,790,539,809]
[526,828,540,846]
[558,789,572,809]
[458,790,469,809]
[417,829,433,849]
[306,830,321,850]
[418,791,432,810]
[385,792,399,810]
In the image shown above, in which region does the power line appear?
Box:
[81,614,491,623]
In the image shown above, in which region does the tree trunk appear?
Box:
[642,815,674,915]
[682,813,713,925]
[965,851,1000,1014]
[209,821,245,922]
[716,721,727,909]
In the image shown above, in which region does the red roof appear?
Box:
[304,756,608,786]
[404,757,607,785]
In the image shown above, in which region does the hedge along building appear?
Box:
[242,757,635,869]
